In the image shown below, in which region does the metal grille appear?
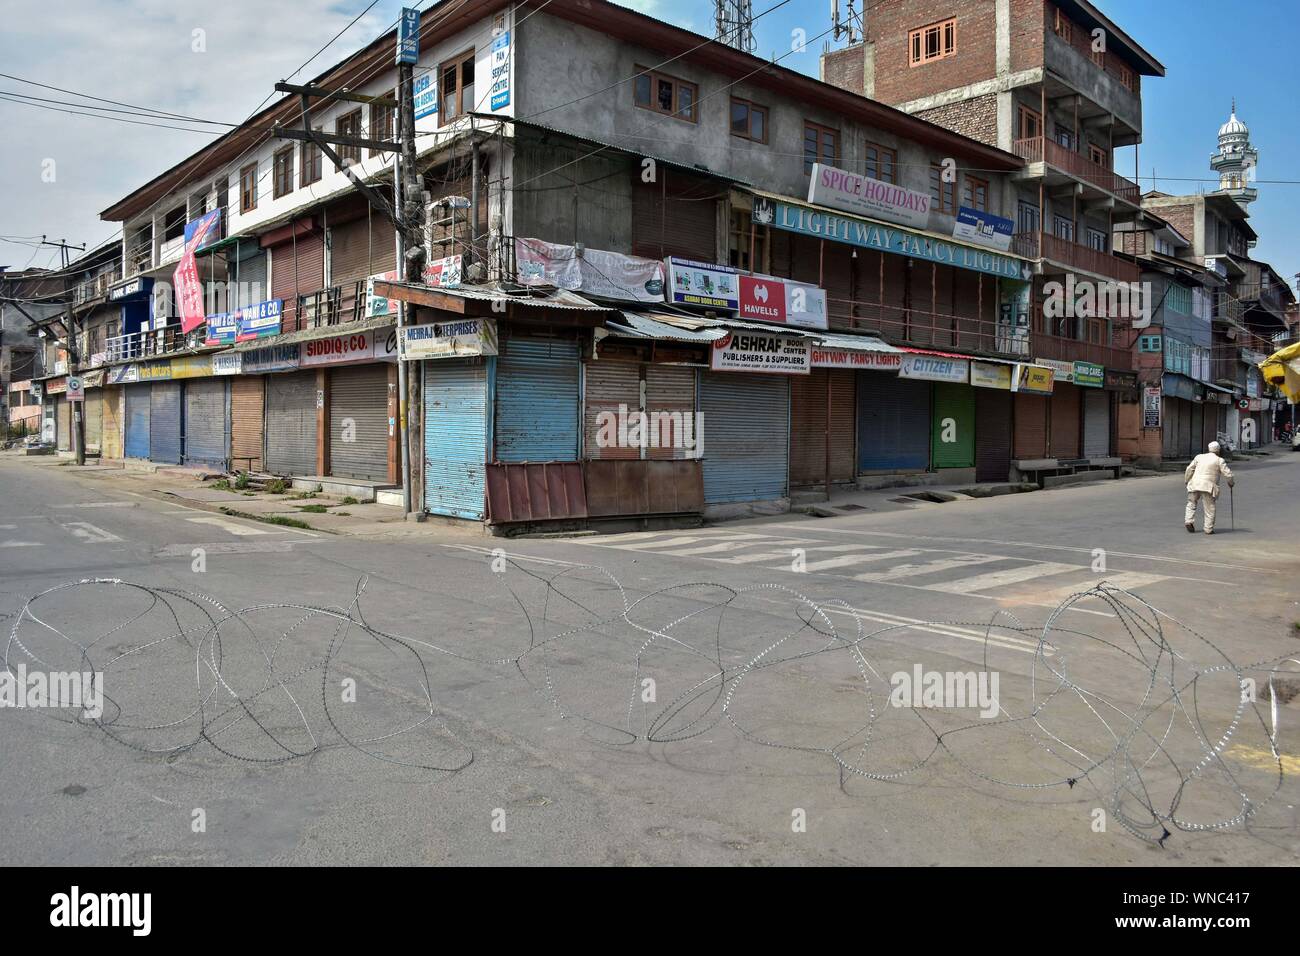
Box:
[101,386,123,459]
[931,382,975,469]
[1082,388,1110,458]
[857,371,930,472]
[125,383,150,459]
[495,337,581,462]
[975,387,1012,481]
[1014,391,1049,459]
[149,381,183,464]
[184,378,229,469]
[230,376,265,473]
[1049,383,1081,459]
[789,368,855,487]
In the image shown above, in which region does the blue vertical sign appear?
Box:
[397,7,420,65]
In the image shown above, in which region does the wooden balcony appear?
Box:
[831,298,1030,357]
[1013,136,1140,203]
[1012,231,1140,284]
[1032,331,1134,370]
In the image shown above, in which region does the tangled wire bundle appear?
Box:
[3,561,1296,846]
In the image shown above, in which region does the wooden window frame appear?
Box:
[300,128,323,187]
[368,100,395,159]
[1086,228,1108,253]
[929,163,956,214]
[272,147,294,199]
[908,17,956,67]
[963,175,988,212]
[438,48,476,125]
[729,96,767,143]
[336,108,362,165]
[1053,9,1072,42]
[1116,63,1134,91]
[634,65,699,123]
[1087,143,1108,168]
[239,162,258,214]
[864,142,897,183]
[803,120,839,174]
[1018,104,1042,141]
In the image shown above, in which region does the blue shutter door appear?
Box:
[125,383,151,459]
[495,337,580,461]
[149,381,183,464]
[699,371,789,503]
[423,359,488,519]
[184,377,230,469]
[857,371,930,471]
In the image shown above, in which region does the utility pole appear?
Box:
[38,238,85,269]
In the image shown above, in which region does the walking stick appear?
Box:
[1230,484,1234,531]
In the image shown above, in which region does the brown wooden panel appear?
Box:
[486,461,587,522]
[584,459,704,517]
[1050,383,1082,459]
[1013,391,1048,459]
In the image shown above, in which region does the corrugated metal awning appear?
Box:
[607,312,727,342]
[814,332,901,353]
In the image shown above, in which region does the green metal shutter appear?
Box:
[931,382,975,469]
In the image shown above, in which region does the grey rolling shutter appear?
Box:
[975,387,1012,482]
[149,382,182,464]
[495,337,581,461]
[583,361,641,460]
[699,371,789,503]
[125,384,150,458]
[229,246,268,308]
[83,393,103,454]
[329,364,390,481]
[264,371,318,475]
[424,359,488,519]
[56,397,70,451]
[857,371,930,471]
[1082,389,1110,458]
[184,378,229,469]
[644,364,698,460]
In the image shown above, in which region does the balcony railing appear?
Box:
[1213,291,1244,325]
[158,235,185,267]
[1032,331,1133,370]
[1012,136,1140,203]
[1012,231,1141,284]
[73,272,115,306]
[105,323,195,363]
[829,297,1030,356]
[299,287,344,328]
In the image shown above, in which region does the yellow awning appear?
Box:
[1259,341,1300,403]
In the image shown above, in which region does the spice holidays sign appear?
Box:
[709,331,810,374]
[807,162,931,230]
[397,318,498,360]
[738,275,827,330]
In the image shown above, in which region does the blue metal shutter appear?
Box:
[699,371,789,503]
[424,359,488,519]
[857,371,930,471]
[149,381,183,464]
[125,384,151,459]
[495,337,580,461]
[184,378,230,469]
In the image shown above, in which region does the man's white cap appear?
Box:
[1208,441,1221,454]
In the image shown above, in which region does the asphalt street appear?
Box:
[1,451,1297,866]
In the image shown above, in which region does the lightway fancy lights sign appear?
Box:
[709,331,810,374]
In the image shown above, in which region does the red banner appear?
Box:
[174,214,218,333]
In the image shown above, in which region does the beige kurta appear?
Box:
[1185,453,1234,498]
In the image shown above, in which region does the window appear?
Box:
[336,109,362,165]
[273,147,294,198]
[730,97,767,143]
[301,129,322,186]
[909,18,956,66]
[929,163,956,214]
[1138,334,1163,352]
[163,206,185,241]
[1088,143,1108,168]
[1117,63,1133,90]
[1053,215,1074,241]
[865,143,897,183]
[963,176,988,212]
[1018,104,1042,141]
[1053,9,1072,42]
[440,49,476,123]
[803,121,838,173]
[1091,44,1105,68]
[1054,123,1075,150]
[634,66,698,122]
[1017,201,1040,235]
[369,100,395,158]
[728,207,767,272]
[1086,228,1107,252]
[1167,284,1192,314]
[240,163,258,213]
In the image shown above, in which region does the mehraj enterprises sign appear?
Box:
[757,197,1026,280]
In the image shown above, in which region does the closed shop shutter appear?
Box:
[101,386,123,459]
[1082,388,1110,458]
[495,337,581,461]
[932,382,976,469]
[264,371,318,475]
[270,230,325,334]
[789,369,855,487]
[424,359,488,519]
[975,387,1012,481]
[330,214,398,322]
[1203,403,1221,451]
[631,172,718,262]
[645,364,698,460]
[329,364,390,480]
[228,246,268,308]
[857,371,930,471]
[1189,403,1204,457]
[56,397,70,451]
[1013,392,1049,459]
[125,383,151,459]
[184,378,229,469]
[1162,398,1182,459]
[83,392,103,454]
[149,381,183,464]
[1049,384,1081,459]
[230,376,265,472]
[699,372,789,503]
[583,361,641,460]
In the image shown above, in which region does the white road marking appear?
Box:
[157,542,297,556]
[928,562,1084,594]
[803,550,921,572]
[669,538,811,556]
[185,516,270,537]
[59,521,122,543]
[604,535,713,550]
[819,605,1047,656]
[0,541,42,548]
[52,501,135,509]
[854,553,1005,582]
[1019,571,1169,608]
[715,550,798,564]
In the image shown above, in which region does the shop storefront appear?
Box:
[124,382,151,460]
[494,334,581,462]
[971,361,1014,482]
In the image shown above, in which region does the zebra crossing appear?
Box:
[572,528,1175,609]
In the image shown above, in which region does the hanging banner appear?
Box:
[423,255,463,289]
[970,361,1012,389]
[516,239,666,303]
[1143,387,1162,427]
[709,331,810,374]
[807,162,930,229]
[666,257,740,309]
[397,318,498,360]
[738,275,828,330]
[899,354,969,383]
[174,210,220,333]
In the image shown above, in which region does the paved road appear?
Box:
[1,452,1297,865]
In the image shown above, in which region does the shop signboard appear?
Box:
[107,365,140,385]
[709,330,810,374]
[212,352,243,375]
[807,162,931,230]
[67,375,84,401]
[242,343,301,374]
[397,318,498,360]
[810,348,901,370]
[1073,361,1104,388]
[301,330,396,367]
[137,363,172,381]
[737,275,827,330]
[1011,364,1055,394]
[1143,387,1162,427]
[170,356,213,379]
[423,255,463,289]
[205,310,239,346]
[899,354,969,383]
[970,361,1012,389]
[1035,357,1075,384]
[666,257,740,310]
[952,206,1014,252]
[235,299,283,342]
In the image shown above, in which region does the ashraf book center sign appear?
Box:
[709,331,810,374]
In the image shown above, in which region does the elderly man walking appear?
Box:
[1184,441,1234,534]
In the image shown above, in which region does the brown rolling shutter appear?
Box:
[1050,383,1082,459]
[56,397,71,451]
[631,170,718,262]
[789,369,855,487]
[101,386,123,459]
[583,361,640,460]
[270,229,325,334]
[230,375,265,472]
[975,387,1012,481]
[328,364,390,481]
[1013,392,1048,459]
[645,364,697,460]
[83,392,103,454]
[330,213,398,323]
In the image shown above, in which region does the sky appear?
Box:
[2,0,1297,287]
